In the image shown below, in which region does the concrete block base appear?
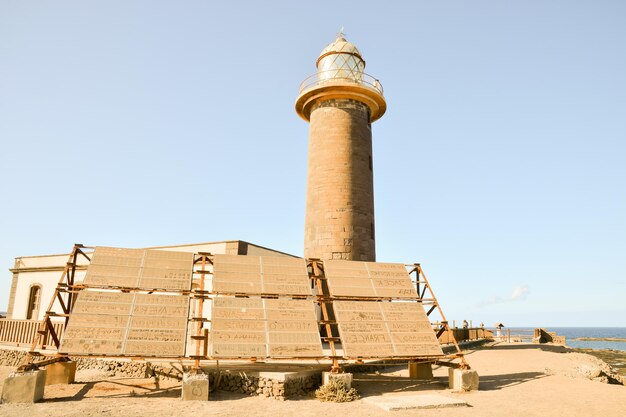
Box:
[322,372,353,389]
[448,368,479,392]
[1,369,47,403]
[409,362,433,380]
[181,372,209,401]
[45,361,76,385]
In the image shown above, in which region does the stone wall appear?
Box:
[0,349,26,367]
[0,349,321,399]
[214,371,321,399]
[0,349,184,380]
[534,328,567,345]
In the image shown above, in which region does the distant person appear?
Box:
[462,320,469,329]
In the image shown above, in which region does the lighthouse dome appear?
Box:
[316,33,366,82]
[317,36,364,65]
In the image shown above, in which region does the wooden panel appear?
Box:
[61,338,124,355]
[124,293,189,356]
[60,290,132,355]
[139,250,194,290]
[60,290,190,357]
[212,255,311,296]
[209,297,322,358]
[324,260,418,298]
[366,263,417,298]
[83,246,194,291]
[210,297,267,358]
[89,247,144,267]
[333,300,443,358]
[84,265,141,288]
[84,247,143,287]
[381,302,443,356]
[265,299,322,358]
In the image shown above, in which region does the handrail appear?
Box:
[0,318,65,347]
[298,70,384,95]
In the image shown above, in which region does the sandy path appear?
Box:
[1,343,624,417]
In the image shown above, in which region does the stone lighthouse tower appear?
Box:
[296,33,386,261]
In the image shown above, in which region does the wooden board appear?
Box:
[212,255,311,295]
[84,247,143,288]
[324,260,418,298]
[265,299,321,357]
[60,290,190,356]
[138,250,195,290]
[83,246,194,290]
[210,297,322,358]
[333,300,443,358]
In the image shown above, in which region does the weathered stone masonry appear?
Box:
[304,98,375,261]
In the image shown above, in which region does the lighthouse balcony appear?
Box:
[298,70,384,96]
[295,70,386,122]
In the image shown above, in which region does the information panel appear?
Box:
[84,247,144,288]
[60,289,190,356]
[324,260,418,298]
[83,246,194,290]
[333,300,443,358]
[210,297,322,358]
[212,255,311,296]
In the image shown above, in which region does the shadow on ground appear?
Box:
[45,377,182,402]
[352,373,448,397]
[477,371,547,391]
[486,344,570,353]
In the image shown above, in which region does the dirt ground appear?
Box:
[1,343,625,417]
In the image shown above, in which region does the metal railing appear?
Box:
[504,329,535,343]
[0,318,64,347]
[298,70,384,95]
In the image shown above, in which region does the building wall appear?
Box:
[8,252,90,320]
[241,242,298,257]
[5,272,19,319]
[11,269,87,322]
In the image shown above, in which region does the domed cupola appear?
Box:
[316,32,366,82]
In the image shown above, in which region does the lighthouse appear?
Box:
[296,32,386,262]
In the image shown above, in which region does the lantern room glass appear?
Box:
[317,52,365,83]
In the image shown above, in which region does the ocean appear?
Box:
[508,327,626,351]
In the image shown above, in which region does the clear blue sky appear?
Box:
[1,1,624,327]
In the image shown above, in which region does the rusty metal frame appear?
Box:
[21,246,472,373]
[19,244,93,371]
[189,253,211,371]
[309,259,342,373]
[408,263,469,370]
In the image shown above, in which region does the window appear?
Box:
[26,285,41,320]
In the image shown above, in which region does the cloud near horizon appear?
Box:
[479,285,530,307]
[510,285,530,301]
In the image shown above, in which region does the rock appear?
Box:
[577,364,602,379]
[593,376,609,384]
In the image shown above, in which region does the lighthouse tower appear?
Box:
[296,32,386,261]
